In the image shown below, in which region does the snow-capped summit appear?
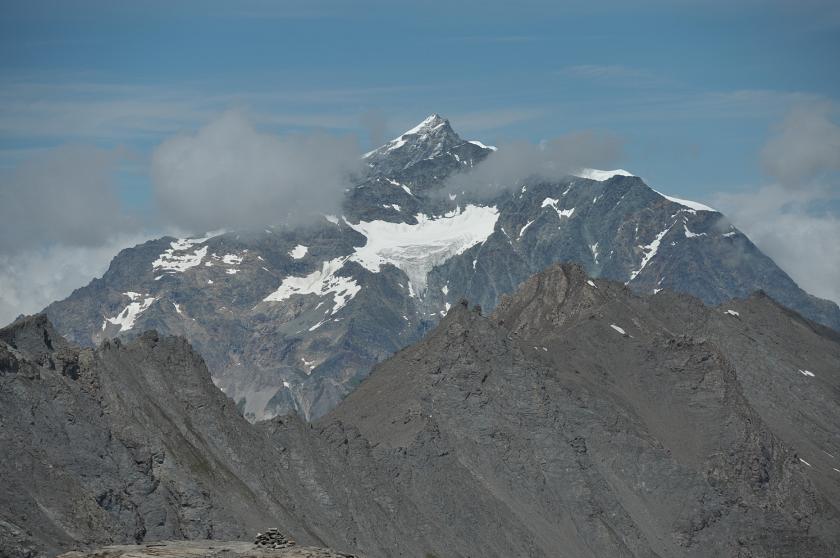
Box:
[400,113,449,136]
[356,113,495,198]
[574,168,635,181]
[576,168,716,212]
[363,113,459,159]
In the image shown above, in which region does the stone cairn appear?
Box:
[254,528,296,549]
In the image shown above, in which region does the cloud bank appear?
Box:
[717,101,840,305]
[0,145,136,254]
[761,101,840,187]
[443,130,623,198]
[151,110,363,232]
[0,110,365,325]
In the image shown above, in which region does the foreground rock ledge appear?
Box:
[57,540,361,558]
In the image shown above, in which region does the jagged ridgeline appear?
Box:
[42,114,840,421]
[3,264,840,557]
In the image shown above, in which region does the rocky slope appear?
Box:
[0,316,331,558]
[291,264,840,557]
[42,115,840,421]
[4,264,839,557]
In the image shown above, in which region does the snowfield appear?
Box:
[346,204,499,292]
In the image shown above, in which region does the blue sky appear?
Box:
[1,0,839,321]
[3,0,838,200]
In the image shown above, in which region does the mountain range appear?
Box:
[41,114,840,421]
[3,263,839,557]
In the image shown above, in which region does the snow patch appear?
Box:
[683,224,707,238]
[345,204,499,293]
[589,242,599,263]
[725,309,740,317]
[629,225,671,281]
[263,256,361,315]
[467,139,497,151]
[152,238,209,273]
[519,219,535,239]
[800,458,812,467]
[610,324,627,335]
[654,190,716,212]
[575,168,634,181]
[221,253,243,265]
[541,198,575,220]
[289,245,308,259]
[103,292,155,333]
[799,369,815,377]
[587,279,597,288]
[300,356,316,372]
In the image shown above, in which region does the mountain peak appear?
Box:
[363,113,460,160]
[402,113,448,135]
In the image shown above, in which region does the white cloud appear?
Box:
[0,234,152,326]
[444,130,623,198]
[715,101,840,305]
[0,145,136,253]
[761,100,840,186]
[0,143,161,326]
[715,185,840,305]
[151,109,363,232]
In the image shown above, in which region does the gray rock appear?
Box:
[5,262,839,557]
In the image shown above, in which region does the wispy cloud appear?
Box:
[0,77,439,145]
[151,110,362,232]
[552,88,829,126]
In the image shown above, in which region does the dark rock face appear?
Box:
[0,316,321,558]
[4,264,840,557]
[305,264,840,557]
[40,115,840,421]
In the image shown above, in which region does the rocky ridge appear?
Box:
[4,263,839,557]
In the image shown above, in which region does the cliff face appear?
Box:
[4,263,840,557]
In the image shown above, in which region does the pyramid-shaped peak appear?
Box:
[363,113,460,159]
[402,113,450,136]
